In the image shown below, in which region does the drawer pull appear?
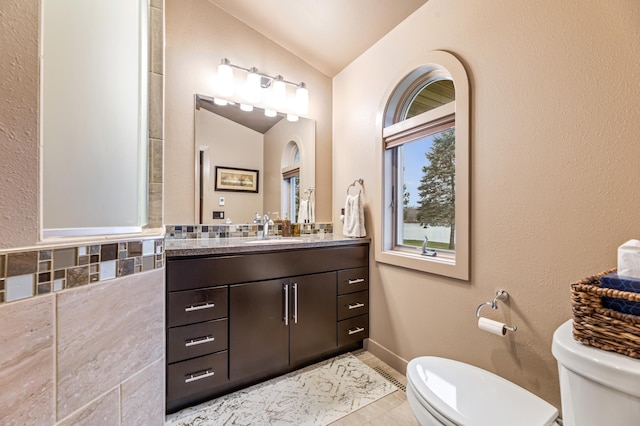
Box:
[185,302,215,312]
[185,369,215,383]
[348,302,365,310]
[348,326,365,335]
[185,336,215,347]
[347,278,365,285]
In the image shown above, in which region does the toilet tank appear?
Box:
[552,320,640,426]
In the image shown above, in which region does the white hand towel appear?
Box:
[309,200,315,224]
[298,199,309,224]
[343,193,366,237]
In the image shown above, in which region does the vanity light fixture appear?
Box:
[214,58,309,119]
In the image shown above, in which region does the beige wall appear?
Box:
[0,0,40,248]
[165,0,332,224]
[334,0,640,410]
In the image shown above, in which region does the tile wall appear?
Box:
[0,268,165,425]
[165,222,334,239]
[0,0,166,424]
[0,238,164,305]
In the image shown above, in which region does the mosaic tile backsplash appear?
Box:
[0,238,164,305]
[165,223,334,240]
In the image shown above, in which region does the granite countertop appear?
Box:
[165,234,370,257]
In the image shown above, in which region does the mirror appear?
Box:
[42,0,149,237]
[195,95,315,225]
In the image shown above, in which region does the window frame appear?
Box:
[376,51,470,281]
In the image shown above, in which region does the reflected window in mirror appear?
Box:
[378,51,470,280]
[281,142,301,221]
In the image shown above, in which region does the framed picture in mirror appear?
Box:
[214,166,259,193]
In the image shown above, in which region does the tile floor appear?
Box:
[330,350,419,425]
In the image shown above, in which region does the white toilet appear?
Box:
[406,357,559,425]
[406,319,640,425]
[552,319,640,426]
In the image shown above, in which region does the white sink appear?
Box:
[243,239,305,244]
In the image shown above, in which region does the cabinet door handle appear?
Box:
[347,278,365,285]
[348,302,365,310]
[293,282,298,324]
[283,283,289,326]
[185,336,215,347]
[348,326,365,335]
[185,302,215,312]
[185,369,215,383]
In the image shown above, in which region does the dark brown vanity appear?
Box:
[165,238,370,413]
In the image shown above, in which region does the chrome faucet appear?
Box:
[261,212,272,239]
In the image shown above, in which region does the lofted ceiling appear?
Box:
[207,0,428,77]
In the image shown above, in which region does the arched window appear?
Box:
[378,51,470,280]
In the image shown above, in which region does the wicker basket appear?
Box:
[571,268,640,359]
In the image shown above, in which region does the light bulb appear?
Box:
[264,109,277,117]
[213,97,228,106]
[295,82,309,115]
[245,67,262,103]
[287,113,299,122]
[272,76,286,109]
[240,103,253,112]
[216,58,234,97]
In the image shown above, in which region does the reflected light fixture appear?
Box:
[213,58,309,118]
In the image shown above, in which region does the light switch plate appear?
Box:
[218,197,225,206]
[213,211,224,219]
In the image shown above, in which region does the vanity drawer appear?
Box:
[168,286,228,327]
[337,267,369,295]
[167,351,228,402]
[167,318,228,364]
[337,314,369,347]
[337,290,369,321]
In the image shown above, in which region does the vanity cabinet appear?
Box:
[337,267,370,347]
[229,272,337,383]
[166,285,229,412]
[165,242,368,413]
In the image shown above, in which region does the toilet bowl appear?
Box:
[406,356,559,425]
[552,319,640,426]
[407,319,640,425]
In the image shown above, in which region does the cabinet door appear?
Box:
[229,279,289,382]
[289,272,337,366]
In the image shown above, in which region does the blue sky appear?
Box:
[403,136,433,207]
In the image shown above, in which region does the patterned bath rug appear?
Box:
[166,352,398,426]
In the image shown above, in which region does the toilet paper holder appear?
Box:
[475,290,517,332]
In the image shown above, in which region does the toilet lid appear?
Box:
[407,357,558,426]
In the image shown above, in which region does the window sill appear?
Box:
[375,248,468,281]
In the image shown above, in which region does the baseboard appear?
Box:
[364,338,409,375]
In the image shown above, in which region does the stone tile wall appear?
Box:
[0,239,164,305]
[165,222,334,240]
[0,0,166,423]
[0,268,165,425]
[0,0,165,426]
